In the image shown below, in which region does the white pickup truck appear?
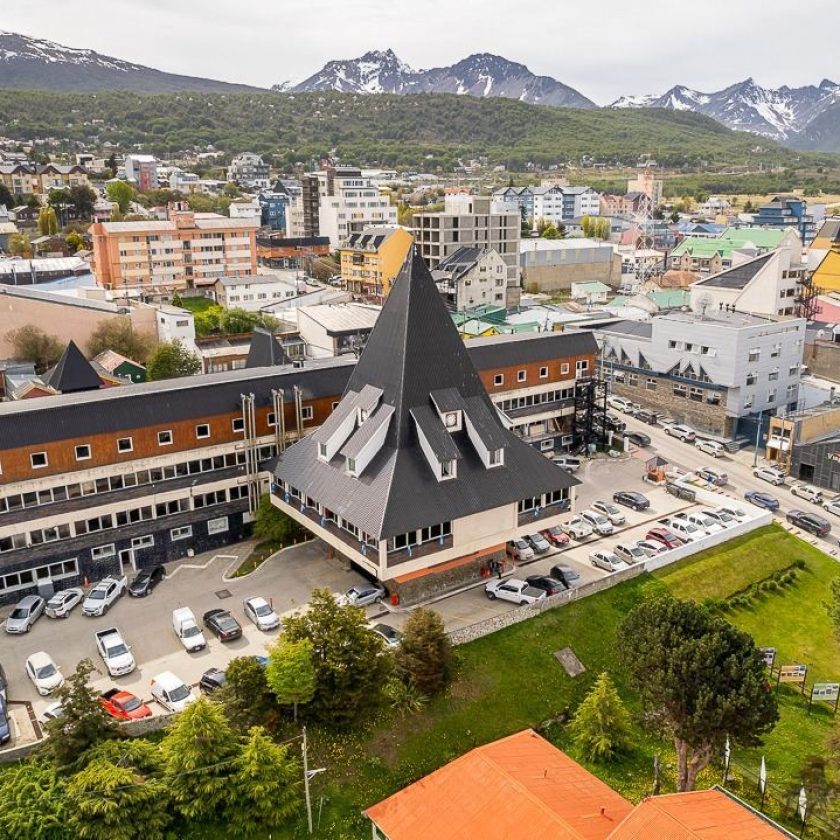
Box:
[94,627,136,677]
[82,575,127,617]
[172,607,207,652]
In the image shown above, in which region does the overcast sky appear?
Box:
[4,0,839,103]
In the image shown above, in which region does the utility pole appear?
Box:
[302,726,312,834]
[752,410,764,468]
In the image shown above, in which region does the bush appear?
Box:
[395,608,452,697]
[794,558,807,569]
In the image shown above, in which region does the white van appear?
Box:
[172,607,207,652]
[150,671,197,713]
[669,517,705,542]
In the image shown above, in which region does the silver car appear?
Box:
[5,595,45,634]
[590,550,623,572]
[339,582,387,607]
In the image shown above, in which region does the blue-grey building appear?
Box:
[753,195,815,243]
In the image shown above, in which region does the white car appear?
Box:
[41,701,64,723]
[790,483,823,504]
[753,465,786,486]
[560,516,594,540]
[664,424,696,442]
[25,651,64,696]
[150,671,197,713]
[668,517,705,542]
[591,501,626,526]
[590,550,624,572]
[580,510,614,536]
[718,503,747,521]
[82,576,127,617]
[607,396,634,413]
[704,508,737,528]
[614,542,646,565]
[822,496,840,518]
[484,578,546,605]
[172,607,207,652]
[243,596,280,631]
[686,512,724,535]
[44,587,84,619]
[637,539,668,557]
[695,439,725,458]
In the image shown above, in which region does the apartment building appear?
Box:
[669,228,799,275]
[226,153,270,190]
[0,163,90,196]
[752,195,816,244]
[90,208,258,292]
[339,226,414,302]
[123,155,159,192]
[627,164,663,207]
[214,274,305,312]
[228,200,262,223]
[492,185,599,226]
[413,195,522,308]
[432,247,508,310]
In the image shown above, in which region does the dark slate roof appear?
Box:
[341,404,394,459]
[598,320,653,339]
[430,387,467,414]
[43,341,102,394]
[437,246,484,280]
[693,252,774,290]
[274,251,577,539]
[466,330,598,368]
[245,327,291,368]
[411,405,462,461]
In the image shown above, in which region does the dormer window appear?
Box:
[445,412,459,429]
[318,442,328,460]
[441,459,456,479]
[346,457,357,476]
[488,448,504,467]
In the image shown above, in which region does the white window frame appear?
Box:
[207,516,229,535]
[117,437,133,454]
[91,544,116,561]
[171,525,193,541]
[301,406,314,421]
[539,366,549,379]
[131,535,154,549]
[517,370,527,383]
[493,374,504,386]
[30,451,48,469]
[75,444,92,462]
[157,430,174,446]
[232,417,245,433]
[195,424,210,439]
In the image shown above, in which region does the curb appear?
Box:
[221,538,316,582]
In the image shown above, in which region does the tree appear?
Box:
[69,185,97,219]
[0,761,67,840]
[743,199,754,213]
[283,588,392,727]
[85,317,155,363]
[395,608,452,697]
[0,182,13,208]
[161,698,239,822]
[37,206,59,235]
[145,339,201,381]
[266,637,316,721]
[253,493,304,545]
[65,231,85,253]
[66,740,171,840]
[7,231,33,257]
[7,324,63,373]
[217,656,277,731]
[619,595,778,791]
[570,672,632,761]
[106,181,136,214]
[107,153,117,177]
[226,727,301,838]
[829,576,840,638]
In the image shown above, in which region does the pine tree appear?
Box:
[217,655,277,731]
[0,761,67,840]
[570,672,632,761]
[265,637,316,721]
[395,608,452,697]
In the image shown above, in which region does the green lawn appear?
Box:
[175,296,215,313]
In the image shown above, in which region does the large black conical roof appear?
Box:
[43,340,102,393]
[246,327,291,368]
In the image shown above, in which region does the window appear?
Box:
[539,366,549,379]
[689,387,703,402]
[232,417,245,433]
[91,544,116,561]
[789,364,799,377]
[744,394,754,409]
[117,437,133,453]
[748,349,760,362]
[489,448,503,466]
[768,369,779,381]
[75,444,91,461]
[645,378,657,391]
[768,390,776,403]
[673,384,687,398]
[301,406,313,421]
[267,412,276,427]
[30,452,48,469]
[444,412,458,429]
[746,372,757,386]
[318,442,328,460]
[195,424,210,439]
[627,373,638,387]
[576,360,589,374]
[158,430,173,446]
[171,526,193,541]
[561,363,570,375]
[493,374,504,386]
[770,343,781,358]
[208,516,229,535]
[131,535,154,549]
[441,459,455,478]
[517,370,527,383]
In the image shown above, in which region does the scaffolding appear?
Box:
[573,376,610,451]
[795,272,823,321]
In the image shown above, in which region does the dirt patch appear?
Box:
[554,647,586,677]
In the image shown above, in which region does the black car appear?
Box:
[202,609,243,642]
[0,695,10,745]
[128,565,166,598]
[612,490,651,511]
[199,667,227,695]
[624,431,651,447]
[786,510,832,538]
[635,409,660,425]
[549,565,580,588]
[525,575,567,596]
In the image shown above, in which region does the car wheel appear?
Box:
[519,600,528,606]
[374,596,382,604]
[486,592,496,600]
[25,623,30,633]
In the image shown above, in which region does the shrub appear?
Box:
[794,558,807,570]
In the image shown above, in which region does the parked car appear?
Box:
[203,609,243,642]
[549,565,580,588]
[668,517,706,542]
[753,465,786,486]
[370,623,402,648]
[82,575,127,617]
[786,510,832,537]
[604,412,626,433]
[338,583,387,607]
[552,456,581,474]
[95,627,136,677]
[44,587,84,619]
[637,539,668,557]
[695,439,725,458]
[525,575,567,596]
[150,671,196,713]
[560,516,594,540]
[172,607,207,652]
[607,396,634,413]
[25,651,64,696]
[0,695,10,745]
[719,503,747,520]
[612,490,650,511]
[0,663,7,702]
[790,484,823,504]
[635,409,660,425]
[99,688,152,721]
[696,465,728,486]
[507,538,535,562]
[526,533,551,554]
[704,508,738,528]
[686,512,725,535]
[624,430,651,447]
[199,667,227,696]
[744,489,780,511]
[541,526,570,547]
[5,595,45,634]
[822,496,840,518]
[484,578,546,605]
[645,527,684,550]
[614,542,646,565]
[591,500,626,526]
[41,702,64,724]
[128,565,166,598]
[590,550,624,572]
[580,509,614,536]
[243,596,280,631]
[664,423,696,442]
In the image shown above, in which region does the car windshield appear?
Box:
[109,644,129,657]
[602,505,620,515]
[169,684,190,703]
[217,615,238,630]
[254,604,272,616]
[121,696,142,712]
[88,590,106,600]
[35,663,56,679]
[558,567,579,580]
[10,608,27,619]
[591,515,608,525]
[630,546,644,555]
[183,625,201,638]
[515,540,528,549]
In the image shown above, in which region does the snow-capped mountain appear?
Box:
[290,50,595,108]
[0,30,262,92]
[611,78,840,141]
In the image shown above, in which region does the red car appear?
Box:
[99,688,152,721]
[645,527,684,550]
[541,526,570,548]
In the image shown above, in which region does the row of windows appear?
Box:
[517,489,569,513]
[492,360,587,388]
[0,559,79,594]
[282,484,376,547]
[389,522,453,552]
[497,387,576,413]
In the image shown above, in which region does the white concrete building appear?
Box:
[214,274,308,312]
[297,302,381,358]
[227,153,270,190]
[432,247,508,310]
[228,200,262,223]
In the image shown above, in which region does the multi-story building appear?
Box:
[413,195,521,308]
[0,163,36,195]
[490,186,533,221]
[228,200,262,223]
[257,191,291,232]
[226,153,271,190]
[90,207,258,292]
[35,164,90,194]
[809,218,840,294]
[669,228,800,275]
[519,238,621,294]
[255,232,331,269]
[594,310,806,439]
[765,401,840,483]
[0,322,594,603]
[752,195,815,244]
[271,254,578,602]
[123,155,159,192]
[214,274,305,312]
[432,247,508,311]
[493,185,599,226]
[339,226,414,302]
[168,169,201,193]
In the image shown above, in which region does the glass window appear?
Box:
[117,437,133,453]
[195,424,210,439]
[158,430,173,446]
[30,451,48,469]
[75,444,91,461]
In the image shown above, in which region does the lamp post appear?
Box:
[752,410,765,468]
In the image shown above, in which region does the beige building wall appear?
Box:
[522,254,622,293]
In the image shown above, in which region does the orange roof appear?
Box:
[363,730,633,840]
[608,790,790,840]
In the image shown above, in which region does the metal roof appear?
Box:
[693,252,774,290]
[466,330,598,368]
[411,405,462,462]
